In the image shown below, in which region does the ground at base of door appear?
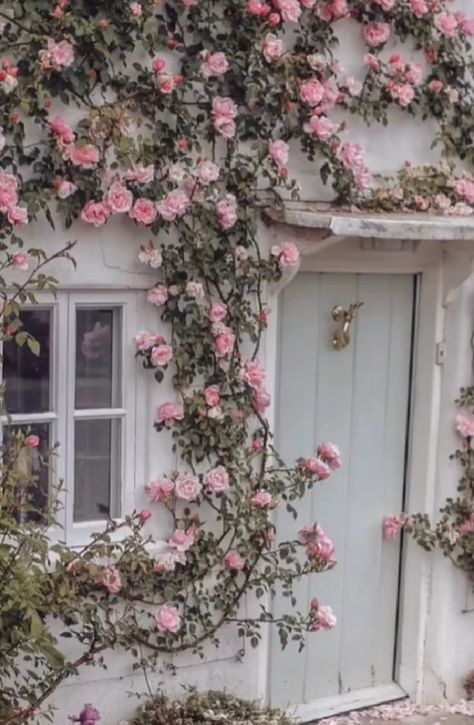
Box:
[317,700,474,725]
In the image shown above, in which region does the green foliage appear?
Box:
[130,690,296,725]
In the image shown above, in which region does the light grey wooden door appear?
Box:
[269,272,415,721]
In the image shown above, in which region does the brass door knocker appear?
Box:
[332,302,363,350]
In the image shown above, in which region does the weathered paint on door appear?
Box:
[269,272,415,719]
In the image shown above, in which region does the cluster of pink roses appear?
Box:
[134,330,173,368]
[212,97,238,138]
[337,143,371,190]
[146,465,230,507]
[0,171,28,228]
[434,11,474,38]
[302,441,341,478]
[297,523,335,564]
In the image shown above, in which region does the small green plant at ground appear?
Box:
[129,690,296,725]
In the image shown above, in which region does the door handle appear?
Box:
[332,302,363,350]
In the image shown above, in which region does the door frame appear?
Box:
[259,235,461,715]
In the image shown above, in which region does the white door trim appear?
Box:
[260,235,468,713]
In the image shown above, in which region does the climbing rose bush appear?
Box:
[0,0,474,721]
[383,389,474,586]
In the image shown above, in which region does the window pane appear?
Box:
[3,423,50,523]
[73,418,121,522]
[3,309,51,414]
[75,308,121,409]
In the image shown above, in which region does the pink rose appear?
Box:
[138,509,151,525]
[454,410,474,438]
[154,549,186,573]
[204,385,220,407]
[253,388,271,414]
[0,183,18,211]
[40,39,75,70]
[434,12,458,38]
[216,194,238,230]
[364,53,380,71]
[56,180,77,199]
[397,84,415,107]
[175,473,202,501]
[168,527,195,552]
[152,57,166,73]
[145,477,175,502]
[209,303,227,322]
[65,144,100,169]
[225,550,245,571]
[339,143,364,171]
[409,0,428,18]
[25,434,40,448]
[203,465,230,493]
[201,51,229,77]
[251,490,273,508]
[308,533,335,562]
[304,115,337,140]
[310,603,337,631]
[138,246,162,268]
[49,116,74,144]
[317,441,341,470]
[271,241,300,269]
[362,22,391,48]
[147,285,169,307]
[197,160,220,185]
[273,0,301,22]
[124,164,154,184]
[104,181,133,213]
[80,201,111,227]
[372,0,395,9]
[151,344,173,367]
[7,206,28,227]
[134,331,162,350]
[211,97,238,138]
[299,79,324,107]
[302,457,331,479]
[262,34,286,63]
[242,360,265,390]
[214,326,236,358]
[157,189,190,222]
[129,198,157,225]
[456,179,474,205]
[154,604,182,633]
[382,515,405,541]
[130,2,143,16]
[99,565,121,594]
[297,523,321,545]
[156,402,184,426]
[268,139,289,167]
[405,64,423,86]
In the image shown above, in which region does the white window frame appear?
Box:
[3,290,138,546]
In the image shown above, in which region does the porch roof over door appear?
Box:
[263,201,474,242]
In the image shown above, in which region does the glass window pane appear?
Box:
[3,423,50,523]
[3,309,51,414]
[73,418,121,522]
[75,308,121,409]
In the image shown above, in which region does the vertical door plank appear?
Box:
[269,273,322,708]
[374,275,414,683]
[338,274,394,693]
[302,273,358,703]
